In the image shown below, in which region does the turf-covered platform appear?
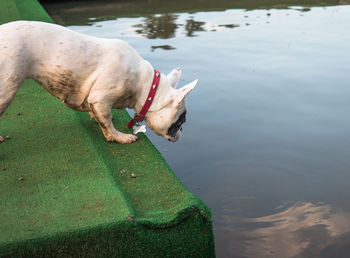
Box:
[0,0,215,256]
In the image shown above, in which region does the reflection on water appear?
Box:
[218,24,240,29]
[43,0,344,25]
[43,1,350,257]
[216,202,350,257]
[134,15,207,39]
[128,15,231,39]
[151,45,176,52]
[133,14,178,39]
[185,19,206,37]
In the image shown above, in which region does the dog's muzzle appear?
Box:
[166,131,181,142]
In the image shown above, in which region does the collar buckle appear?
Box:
[133,113,145,123]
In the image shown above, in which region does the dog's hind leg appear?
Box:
[0,75,23,116]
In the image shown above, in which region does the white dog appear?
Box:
[0,21,197,144]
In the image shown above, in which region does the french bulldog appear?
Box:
[0,21,198,144]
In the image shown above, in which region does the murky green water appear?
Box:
[44,1,350,257]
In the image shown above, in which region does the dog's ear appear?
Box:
[174,79,198,105]
[167,68,182,88]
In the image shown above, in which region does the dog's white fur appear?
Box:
[0,21,197,143]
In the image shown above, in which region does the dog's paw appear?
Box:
[89,111,95,120]
[121,133,138,144]
[107,132,138,144]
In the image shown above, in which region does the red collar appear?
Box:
[128,69,161,129]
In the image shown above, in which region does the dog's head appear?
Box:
[145,68,198,142]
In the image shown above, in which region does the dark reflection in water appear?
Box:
[151,45,176,52]
[133,14,178,39]
[43,1,350,257]
[42,0,343,25]
[133,15,215,39]
[219,24,240,29]
[185,19,206,37]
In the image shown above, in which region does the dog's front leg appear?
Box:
[88,102,137,144]
[89,111,95,120]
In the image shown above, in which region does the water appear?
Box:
[43,1,350,257]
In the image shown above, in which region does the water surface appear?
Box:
[44,1,350,257]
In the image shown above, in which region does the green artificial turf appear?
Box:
[0,0,215,257]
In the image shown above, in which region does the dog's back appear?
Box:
[0,21,105,113]
[0,21,145,114]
